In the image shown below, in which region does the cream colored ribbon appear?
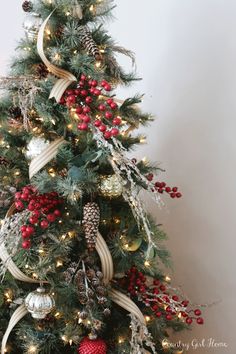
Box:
[29,137,65,179]
[37,12,77,103]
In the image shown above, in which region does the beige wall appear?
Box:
[0,1,235,353]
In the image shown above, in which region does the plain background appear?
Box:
[0,1,235,353]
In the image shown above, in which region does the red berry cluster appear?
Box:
[125,267,204,325]
[60,74,121,139]
[146,174,182,199]
[15,186,63,249]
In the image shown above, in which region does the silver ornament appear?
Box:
[25,287,55,319]
[25,137,50,161]
[23,13,43,41]
[98,174,123,198]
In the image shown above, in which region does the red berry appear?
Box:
[82,115,91,123]
[22,240,31,249]
[74,89,81,96]
[153,279,160,286]
[105,111,113,119]
[158,188,164,193]
[170,193,176,198]
[26,226,35,235]
[67,95,76,103]
[22,231,30,239]
[104,131,112,139]
[78,123,88,131]
[104,84,112,91]
[79,80,85,87]
[172,187,178,192]
[194,309,202,316]
[146,173,154,181]
[98,104,106,111]
[54,209,61,217]
[172,295,179,301]
[165,187,171,193]
[85,97,92,105]
[40,220,49,229]
[47,213,56,222]
[80,74,87,81]
[155,182,161,188]
[80,90,88,97]
[197,317,204,325]
[186,317,193,325]
[176,192,182,198]
[182,300,189,307]
[15,192,22,199]
[59,97,66,105]
[101,80,107,87]
[29,217,38,224]
[91,80,98,87]
[21,225,27,232]
[166,306,172,313]
[159,285,166,292]
[94,120,102,127]
[111,128,119,136]
[66,89,74,96]
[110,102,117,110]
[106,98,113,105]
[99,124,107,132]
[156,312,162,318]
[166,314,172,321]
[112,117,122,125]
[83,106,91,114]
[93,89,101,96]
[21,193,29,201]
[75,106,83,115]
[15,201,24,210]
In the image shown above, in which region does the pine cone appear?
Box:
[34,63,49,79]
[0,156,9,166]
[78,26,102,61]
[22,0,33,12]
[82,202,100,251]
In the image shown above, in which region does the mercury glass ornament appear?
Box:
[120,234,142,252]
[25,287,55,319]
[98,175,123,198]
[25,137,50,161]
[23,13,43,41]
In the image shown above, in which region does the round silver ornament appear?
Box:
[25,287,55,319]
[25,137,50,161]
[23,13,43,41]
[98,174,123,198]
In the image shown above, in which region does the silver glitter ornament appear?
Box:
[98,174,123,198]
[25,287,55,319]
[23,13,43,41]
[25,137,50,161]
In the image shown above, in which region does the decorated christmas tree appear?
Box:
[0,1,204,353]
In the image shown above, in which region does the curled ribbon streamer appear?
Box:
[1,304,28,354]
[96,233,145,324]
[29,137,65,179]
[37,12,77,102]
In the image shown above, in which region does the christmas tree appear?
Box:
[0,1,204,353]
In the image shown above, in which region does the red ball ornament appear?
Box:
[98,104,106,111]
[80,90,88,97]
[106,98,113,105]
[83,106,91,114]
[77,337,107,354]
[76,106,83,114]
[110,102,117,110]
[85,96,93,104]
[104,84,111,92]
[91,80,98,87]
[54,209,61,217]
[186,317,193,325]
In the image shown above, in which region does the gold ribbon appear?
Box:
[37,12,77,102]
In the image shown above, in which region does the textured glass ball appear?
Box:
[25,287,55,319]
[23,13,43,41]
[98,175,123,198]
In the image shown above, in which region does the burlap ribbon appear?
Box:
[37,11,77,102]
